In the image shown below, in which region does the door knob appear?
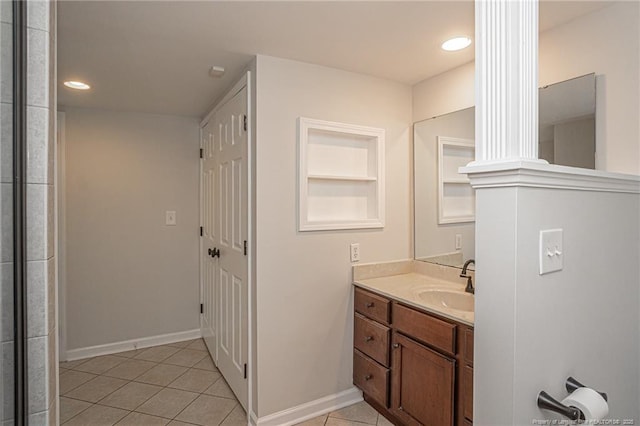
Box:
[211,247,220,258]
[208,248,212,256]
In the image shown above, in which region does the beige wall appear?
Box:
[63,107,200,351]
[412,2,640,174]
[254,55,412,417]
[539,1,639,174]
[412,61,474,123]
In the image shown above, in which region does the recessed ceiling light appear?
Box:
[441,37,472,52]
[63,80,91,90]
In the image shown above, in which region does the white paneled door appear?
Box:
[201,119,217,359]
[200,85,248,409]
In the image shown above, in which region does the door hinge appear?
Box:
[200,303,203,314]
[199,148,203,159]
[244,363,247,379]
[200,226,203,236]
[243,115,247,132]
[243,240,247,256]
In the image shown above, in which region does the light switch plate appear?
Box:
[166,211,177,226]
[539,229,563,275]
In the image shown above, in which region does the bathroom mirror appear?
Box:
[414,73,596,267]
[539,73,596,168]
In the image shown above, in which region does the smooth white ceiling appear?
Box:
[57,1,613,118]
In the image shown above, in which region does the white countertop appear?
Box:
[354,272,475,326]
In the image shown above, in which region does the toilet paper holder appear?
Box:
[537,377,608,421]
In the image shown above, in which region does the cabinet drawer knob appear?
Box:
[364,374,372,381]
[393,343,400,349]
[365,336,373,342]
[366,302,374,308]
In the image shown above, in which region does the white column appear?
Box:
[473,0,544,165]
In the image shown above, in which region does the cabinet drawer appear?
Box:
[393,303,457,356]
[354,349,389,408]
[354,313,390,367]
[464,327,474,365]
[355,288,390,324]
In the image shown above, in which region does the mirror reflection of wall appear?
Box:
[414,74,596,268]
[414,107,475,267]
[539,73,596,169]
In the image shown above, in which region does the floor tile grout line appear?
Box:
[94,378,164,413]
[216,401,240,426]
[59,398,94,425]
[63,374,130,406]
[60,339,238,425]
[59,372,99,395]
[100,359,160,382]
[165,388,204,424]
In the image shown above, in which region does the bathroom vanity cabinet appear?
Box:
[353,287,474,426]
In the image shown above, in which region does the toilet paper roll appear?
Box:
[561,387,609,421]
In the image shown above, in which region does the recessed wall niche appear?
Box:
[298,117,385,231]
[438,136,475,224]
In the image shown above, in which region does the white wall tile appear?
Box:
[0,23,12,104]
[0,263,12,342]
[0,1,11,25]
[46,184,53,258]
[28,335,49,413]
[28,410,48,426]
[47,257,54,335]
[2,341,14,421]
[27,106,50,184]
[0,183,12,263]
[26,183,53,261]
[0,102,12,184]
[26,28,49,108]
[27,0,50,33]
[27,260,48,338]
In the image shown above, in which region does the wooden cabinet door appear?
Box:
[463,365,473,422]
[391,332,455,426]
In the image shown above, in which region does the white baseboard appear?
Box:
[253,387,363,426]
[63,329,202,361]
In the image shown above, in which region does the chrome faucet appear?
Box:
[460,259,475,294]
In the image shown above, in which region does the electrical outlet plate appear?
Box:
[455,234,462,250]
[539,229,563,275]
[350,243,360,262]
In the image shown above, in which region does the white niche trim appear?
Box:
[298,117,385,231]
[438,136,475,224]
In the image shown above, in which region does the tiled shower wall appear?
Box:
[0,0,56,424]
[0,0,57,426]
[27,1,56,424]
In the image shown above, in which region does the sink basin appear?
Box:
[416,289,474,313]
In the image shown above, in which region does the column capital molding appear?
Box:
[460,161,640,193]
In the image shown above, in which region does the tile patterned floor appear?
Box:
[60,339,388,426]
[59,338,245,426]
[294,401,394,426]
